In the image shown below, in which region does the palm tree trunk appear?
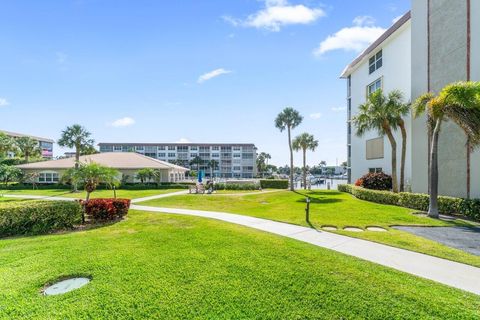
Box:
[428,118,442,218]
[466,136,471,199]
[288,126,294,191]
[303,148,307,190]
[399,120,407,192]
[427,118,433,195]
[384,128,398,193]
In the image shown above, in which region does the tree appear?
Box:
[385,90,411,192]
[275,107,303,191]
[189,156,203,172]
[412,81,480,217]
[136,168,156,184]
[58,124,95,170]
[0,133,15,159]
[292,133,318,190]
[0,165,21,187]
[352,90,400,192]
[257,152,272,177]
[15,136,41,163]
[208,159,218,178]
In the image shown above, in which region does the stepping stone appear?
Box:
[322,226,337,231]
[343,227,364,232]
[43,277,90,296]
[366,226,388,232]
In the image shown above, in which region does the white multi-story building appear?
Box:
[342,0,480,198]
[98,143,257,179]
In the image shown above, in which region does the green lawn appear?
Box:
[0,189,182,200]
[0,210,478,319]
[139,190,480,267]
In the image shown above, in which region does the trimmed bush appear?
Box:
[358,172,392,190]
[0,200,82,237]
[260,179,289,189]
[214,183,260,191]
[338,184,480,221]
[82,198,131,222]
[120,183,193,190]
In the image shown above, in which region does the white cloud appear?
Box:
[224,0,325,32]
[0,98,9,107]
[313,16,386,56]
[110,117,135,128]
[310,112,322,119]
[331,106,346,112]
[177,138,191,143]
[198,68,232,84]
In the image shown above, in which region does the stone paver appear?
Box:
[132,204,480,295]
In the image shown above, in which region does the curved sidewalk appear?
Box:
[132,204,480,295]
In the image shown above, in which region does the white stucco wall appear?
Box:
[349,22,412,186]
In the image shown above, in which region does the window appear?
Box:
[158,153,166,157]
[177,146,188,152]
[233,154,241,158]
[347,75,351,98]
[114,145,122,151]
[168,146,176,151]
[242,153,253,159]
[38,172,59,183]
[232,146,241,151]
[233,166,241,171]
[190,153,198,158]
[190,146,198,151]
[369,168,383,173]
[367,78,382,96]
[168,153,176,158]
[211,153,219,158]
[135,146,144,151]
[366,137,384,160]
[211,146,219,151]
[158,146,166,151]
[369,50,382,74]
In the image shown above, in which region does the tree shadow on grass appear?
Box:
[292,191,343,204]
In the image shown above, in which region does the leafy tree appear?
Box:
[292,133,318,190]
[136,168,156,184]
[412,81,480,217]
[0,165,21,187]
[208,159,218,178]
[189,156,203,172]
[58,124,95,170]
[0,133,15,159]
[15,136,41,163]
[352,90,402,192]
[275,107,303,191]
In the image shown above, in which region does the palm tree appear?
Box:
[385,90,411,192]
[292,133,318,190]
[275,107,303,191]
[136,168,156,184]
[58,124,95,170]
[0,132,15,159]
[352,90,400,192]
[412,81,480,217]
[15,136,41,163]
[208,159,218,179]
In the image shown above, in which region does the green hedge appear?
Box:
[0,201,82,237]
[260,179,288,189]
[215,183,260,191]
[338,184,479,221]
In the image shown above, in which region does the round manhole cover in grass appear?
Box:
[43,277,90,296]
[343,227,364,232]
[366,226,388,232]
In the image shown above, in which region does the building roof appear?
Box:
[16,152,189,171]
[340,11,411,78]
[98,142,256,148]
[0,130,55,143]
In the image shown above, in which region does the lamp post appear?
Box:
[305,197,311,223]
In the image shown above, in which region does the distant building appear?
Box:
[1,130,54,159]
[98,143,257,178]
[16,152,188,184]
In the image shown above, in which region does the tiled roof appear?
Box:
[0,130,55,143]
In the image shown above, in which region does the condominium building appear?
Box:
[98,143,257,178]
[342,0,480,198]
[1,130,54,159]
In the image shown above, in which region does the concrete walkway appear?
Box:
[132,204,480,295]
[130,190,189,203]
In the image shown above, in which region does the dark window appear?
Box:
[369,50,382,74]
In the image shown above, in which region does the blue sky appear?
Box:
[0,0,409,166]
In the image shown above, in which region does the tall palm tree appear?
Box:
[413,81,480,217]
[292,133,318,190]
[208,159,218,178]
[58,124,95,170]
[275,107,303,191]
[0,132,15,159]
[15,136,41,163]
[352,90,400,192]
[385,90,411,192]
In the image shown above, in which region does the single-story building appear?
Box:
[16,152,188,184]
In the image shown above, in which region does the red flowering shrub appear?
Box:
[81,199,130,222]
[358,172,392,191]
[354,178,363,187]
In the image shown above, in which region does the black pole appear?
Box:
[305,197,310,223]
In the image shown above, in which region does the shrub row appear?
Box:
[338,184,480,221]
[214,183,260,191]
[81,199,131,222]
[0,200,82,237]
[259,179,289,189]
[1,182,195,191]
